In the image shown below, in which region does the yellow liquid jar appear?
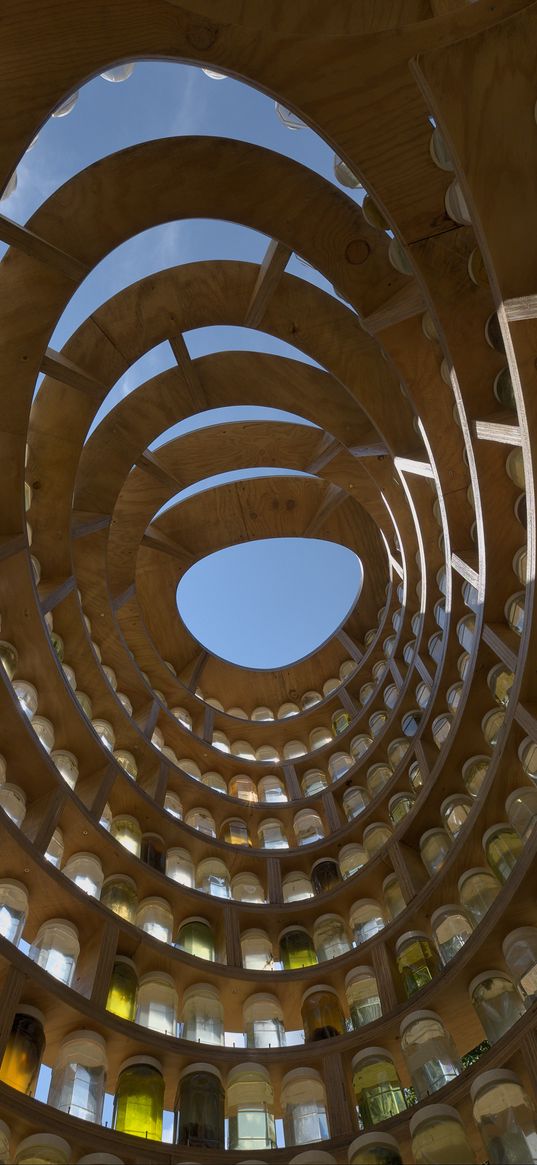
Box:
[0,1006,45,1094]
[106,957,138,1022]
[113,1056,164,1140]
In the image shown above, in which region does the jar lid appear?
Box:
[395,930,429,951]
[409,1103,463,1133]
[179,916,210,927]
[118,1054,162,1074]
[310,857,338,871]
[301,984,339,1003]
[112,814,139,826]
[182,982,220,1001]
[64,851,102,866]
[502,926,537,952]
[141,832,165,844]
[179,1061,223,1083]
[399,1009,442,1036]
[314,913,345,926]
[15,1004,45,1024]
[388,792,410,806]
[382,873,399,888]
[138,971,177,989]
[505,787,534,810]
[351,1046,393,1069]
[279,924,310,939]
[137,895,172,910]
[482,823,512,847]
[470,1068,520,1100]
[339,843,365,856]
[15,1135,71,1154]
[227,1062,271,1086]
[244,991,281,1007]
[60,1028,106,1050]
[430,904,469,926]
[363,823,390,837]
[112,956,138,971]
[350,897,384,913]
[344,966,375,986]
[468,969,510,995]
[102,874,137,890]
[457,866,495,889]
[348,1133,400,1157]
[420,827,447,844]
[0,877,29,895]
[281,1067,323,1087]
[36,918,79,941]
[1,782,26,799]
[242,928,271,940]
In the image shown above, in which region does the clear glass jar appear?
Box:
[409,1103,476,1164]
[430,905,472,964]
[458,866,501,925]
[91,718,115,750]
[367,764,392,798]
[483,824,523,882]
[462,756,489,798]
[111,814,141,857]
[396,932,441,997]
[280,926,317,969]
[75,690,93,718]
[469,970,525,1041]
[175,917,215,961]
[232,871,265,902]
[113,1055,164,1140]
[227,1063,276,1150]
[258,775,287,802]
[0,640,17,680]
[301,985,346,1041]
[51,750,78,788]
[345,967,382,1029]
[506,787,537,841]
[400,1010,462,1099]
[294,809,325,846]
[106,957,138,1022]
[62,852,104,898]
[31,918,79,985]
[136,971,177,1035]
[388,792,415,825]
[14,1135,72,1164]
[348,1132,403,1164]
[113,749,137,779]
[283,871,314,902]
[313,914,351,962]
[343,787,370,821]
[311,859,341,895]
[363,824,392,858]
[166,847,194,888]
[382,875,405,921]
[182,983,224,1045]
[196,857,231,899]
[0,878,28,943]
[332,708,351,735]
[244,992,285,1048]
[31,715,55,752]
[241,928,273,970]
[281,1067,330,1146]
[13,680,38,718]
[0,1006,45,1094]
[502,927,537,999]
[135,896,173,943]
[420,828,451,875]
[101,875,138,923]
[349,899,386,944]
[339,844,368,879]
[258,818,288,848]
[471,1068,537,1165]
[164,790,182,818]
[221,817,251,846]
[175,1062,224,1148]
[351,1047,407,1127]
[441,795,473,838]
[48,1029,107,1121]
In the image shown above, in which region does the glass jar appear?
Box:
[196,857,231,899]
[241,928,274,970]
[101,875,138,923]
[31,918,79,985]
[367,764,392,798]
[0,640,17,680]
[351,1047,407,1127]
[430,905,473,964]
[469,970,525,1042]
[182,983,224,1045]
[113,1055,164,1140]
[231,871,265,902]
[113,749,137,780]
[400,1010,462,1099]
[462,756,489,798]
[51,750,78,789]
[388,793,415,825]
[420,828,451,875]
[396,932,441,997]
[332,708,351,735]
[506,787,537,841]
[75,690,93,718]
[349,899,386,944]
[311,858,341,895]
[258,818,288,848]
[221,818,251,846]
[31,715,55,752]
[302,770,329,797]
[166,847,194,888]
[13,680,38,718]
[106,957,138,1022]
[140,833,165,873]
[0,1005,45,1093]
[164,790,182,818]
[280,926,317,969]
[348,1132,403,1164]
[339,844,368,879]
[14,1135,72,1164]
[363,824,392,858]
[135,897,173,943]
[62,852,104,898]
[48,1029,107,1121]
[227,1063,276,1150]
[458,866,501,924]
[441,795,473,838]
[281,1067,330,1146]
[175,1062,224,1148]
[294,809,325,846]
[382,875,405,921]
[0,878,28,943]
[243,993,285,1049]
[176,917,215,961]
[409,1103,476,1164]
[343,787,370,821]
[471,1068,537,1165]
[346,966,381,1029]
[313,914,351,962]
[91,718,115,750]
[282,871,314,902]
[111,814,141,857]
[502,927,537,999]
[482,824,523,882]
[301,985,346,1041]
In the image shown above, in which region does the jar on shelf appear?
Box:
[135,896,173,943]
[409,1103,476,1164]
[258,817,288,848]
[0,878,28,943]
[313,914,351,962]
[311,857,341,895]
[164,790,182,818]
[332,708,351,735]
[382,874,405,920]
[351,1047,407,1127]
[349,899,386,944]
[48,1029,107,1121]
[348,1132,403,1164]
[400,1010,462,1099]
[396,931,441,997]
[175,1062,225,1148]
[339,843,368,879]
[471,1068,537,1165]
[106,957,138,1021]
[343,786,370,821]
[363,823,392,858]
[502,927,537,999]
[196,857,231,899]
[367,764,392,797]
[62,851,104,898]
[31,714,55,752]
[281,1067,330,1146]
[175,916,215,961]
[111,814,142,857]
[388,792,415,825]
[279,926,317,969]
[91,718,115,750]
[166,847,194,888]
[31,918,79,985]
[506,786,537,841]
[0,640,17,680]
[113,1055,164,1140]
[101,875,138,923]
[462,756,489,798]
[243,992,285,1049]
[136,971,177,1036]
[283,871,314,902]
[430,905,473,964]
[13,680,38,718]
[440,794,473,838]
[221,817,251,846]
[482,824,523,882]
[458,866,501,924]
[241,928,274,970]
[227,1062,276,1150]
[75,690,93,718]
[301,985,346,1041]
[469,970,525,1042]
[258,775,287,802]
[14,1135,72,1165]
[230,871,264,903]
[140,832,166,873]
[294,808,325,846]
[113,749,138,779]
[182,982,224,1045]
[0,1005,45,1093]
[345,966,381,1029]
[51,749,78,789]
[420,828,451,875]
[229,774,258,801]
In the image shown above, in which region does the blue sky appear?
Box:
[4,61,365,671]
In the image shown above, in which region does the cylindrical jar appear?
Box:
[345,967,381,1029]
[0,878,28,943]
[409,1103,476,1163]
[349,899,385,944]
[351,1047,406,1127]
[471,1068,537,1165]
[396,931,441,997]
[105,957,138,1022]
[313,914,351,962]
[166,847,194,888]
[135,896,173,943]
[175,1062,224,1148]
[51,750,78,789]
[280,926,317,969]
[175,916,215,961]
[482,824,523,882]
[348,1132,403,1164]
[281,1067,330,1146]
[400,1010,462,1099]
[311,858,341,895]
[506,786,537,841]
[48,1029,107,1121]
[14,1135,72,1164]
[110,814,141,857]
[113,1055,164,1140]
[227,1063,276,1151]
[420,828,451,875]
[100,875,138,923]
[430,904,473,964]
[301,985,346,1041]
[31,919,79,985]
[382,875,405,921]
[469,970,525,1042]
[136,971,177,1035]
[243,993,285,1048]
[0,1005,45,1094]
[182,983,224,1045]
[62,852,103,898]
[502,927,537,999]
[458,867,501,924]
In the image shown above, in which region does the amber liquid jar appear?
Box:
[0,1007,45,1094]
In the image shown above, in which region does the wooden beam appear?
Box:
[142,528,194,566]
[71,512,111,540]
[415,654,434,687]
[504,295,537,322]
[245,238,291,329]
[136,450,184,492]
[305,435,341,475]
[349,442,388,458]
[473,415,521,445]
[185,649,208,693]
[303,483,346,536]
[0,533,26,562]
[0,212,88,281]
[483,623,518,674]
[336,628,362,662]
[395,456,434,478]
[41,348,106,398]
[451,552,479,590]
[111,583,135,613]
[39,575,75,615]
[361,280,424,335]
[168,332,207,410]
